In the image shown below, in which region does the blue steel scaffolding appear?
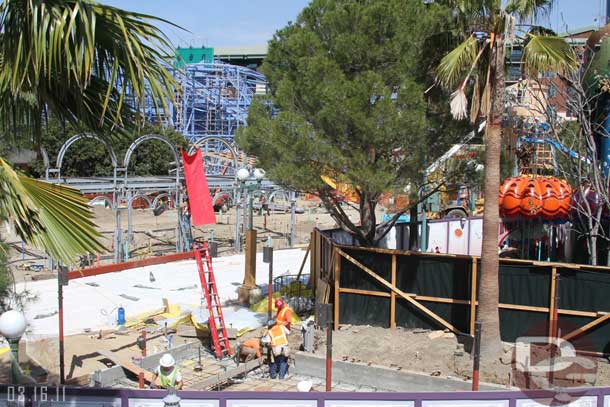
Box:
[144,61,267,177]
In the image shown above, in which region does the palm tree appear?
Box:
[436,0,576,358]
[0,0,179,263]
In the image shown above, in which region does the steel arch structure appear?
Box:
[46,133,119,180]
[44,133,189,262]
[188,136,241,178]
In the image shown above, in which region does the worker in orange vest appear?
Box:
[275,298,293,331]
[237,337,262,362]
[262,319,290,379]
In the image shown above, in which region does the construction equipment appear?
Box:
[193,242,232,359]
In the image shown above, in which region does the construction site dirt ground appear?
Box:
[5,199,366,282]
[16,319,610,390]
[313,324,610,388]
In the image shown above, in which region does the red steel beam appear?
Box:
[67,251,196,280]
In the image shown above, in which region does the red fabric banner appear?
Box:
[181,149,216,226]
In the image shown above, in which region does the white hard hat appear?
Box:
[160,353,175,368]
[297,380,313,392]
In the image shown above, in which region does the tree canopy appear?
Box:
[237,0,469,246]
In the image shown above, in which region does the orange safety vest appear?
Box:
[268,325,288,347]
[242,338,262,358]
[276,306,292,328]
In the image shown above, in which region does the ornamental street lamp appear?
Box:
[0,310,27,384]
[237,167,265,230]
[163,388,181,406]
[236,167,265,305]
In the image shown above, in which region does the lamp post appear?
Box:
[0,310,27,384]
[163,388,181,406]
[263,236,274,320]
[237,167,265,305]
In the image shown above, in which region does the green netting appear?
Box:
[339,293,390,327]
[556,268,610,353]
[499,264,551,307]
[335,246,610,353]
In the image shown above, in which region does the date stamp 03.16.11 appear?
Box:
[6,386,66,402]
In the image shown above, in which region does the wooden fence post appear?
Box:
[549,267,557,338]
[470,259,478,335]
[391,254,397,329]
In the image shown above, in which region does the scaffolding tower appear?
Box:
[146,61,267,140]
[144,61,266,177]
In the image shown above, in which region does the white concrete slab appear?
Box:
[16,248,309,337]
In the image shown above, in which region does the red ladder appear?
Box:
[194,242,232,358]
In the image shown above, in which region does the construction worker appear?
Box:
[237,337,262,362]
[151,354,183,390]
[263,319,290,379]
[275,298,293,331]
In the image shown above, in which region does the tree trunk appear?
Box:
[590,223,598,266]
[409,205,419,250]
[359,194,377,246]
[590,236,597,266]
[478,38,503,360]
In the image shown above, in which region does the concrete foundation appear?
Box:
[237,285,263,305]
[293,352,505,392]
[92,342,199,387]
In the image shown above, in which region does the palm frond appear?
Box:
[523,34,578,76]
[505,0,552,20]
[0,0,182,138]
[450,89,468,120]
[0,157,104,263]
[480,83,491,116]
[437,36,480,89]
[470,78,481,123]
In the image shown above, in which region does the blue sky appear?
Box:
[545,0,607,33]
[102,0,310,46]
[103,0,603,47]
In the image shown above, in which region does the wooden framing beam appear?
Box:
[470,260,478,335]
[391,255,397,329]
[336,284,603,319]
[296,244,310,282]
[339,288,391,298]
[549,267,557,338]
[563,313,610,342]
[335,248,461,334]
[417,295,470,305]
[498,303,549,312]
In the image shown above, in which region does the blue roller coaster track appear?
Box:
[143,61,267,177]
[145,61,267,142]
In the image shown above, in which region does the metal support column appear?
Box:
[289,190,296,247]
[235,189,242,252]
